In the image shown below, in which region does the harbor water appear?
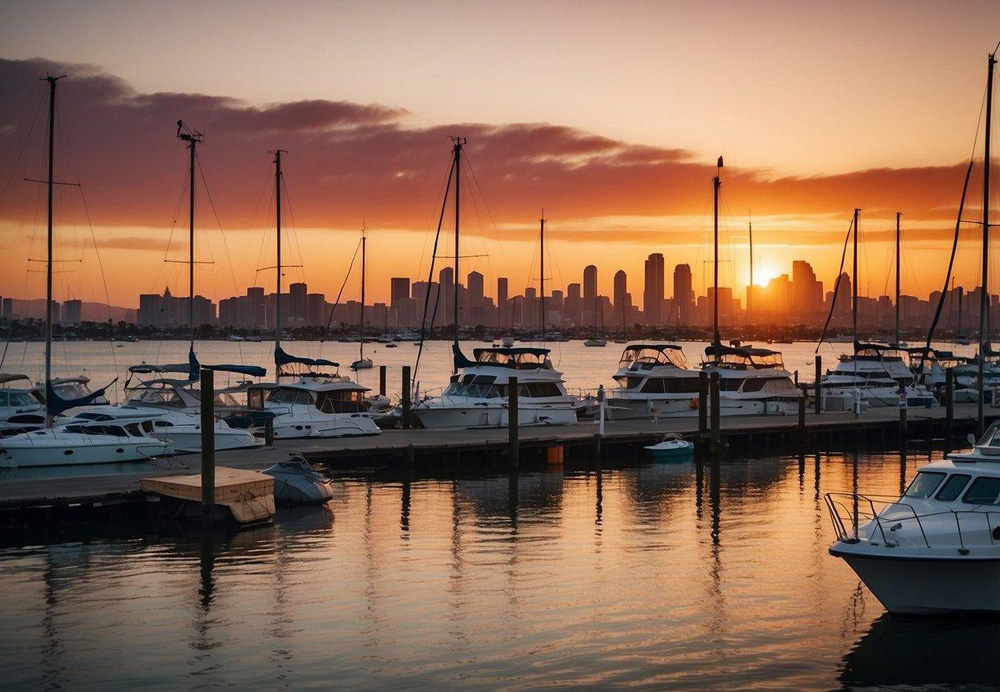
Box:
[3,450,999,690]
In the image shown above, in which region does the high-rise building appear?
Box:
[791,260,823,316]
[390,278,410,305]
[565,282,582,325]
[644,253,665,324]
[63,299,82,325]
[672,263,693,326]
[466,271,484,308]
[583,265,598,303]
[289,282,307,326]
[439,267,455,325]
[613,270,627,311]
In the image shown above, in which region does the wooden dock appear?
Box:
[0,403,992,517]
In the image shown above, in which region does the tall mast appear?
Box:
[177,122,203,352]
[42,75,63,428]
[451,136,465,371]
[713,157,723,346]
[274,149,285,352]
[539,212,545,339]
[979,51,995,434]
[748,213,753,326]
[895,211,901,345]
[360,227,366,360]
[853,208,860,351]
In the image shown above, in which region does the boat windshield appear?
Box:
[904,471,946,498]
[620,347,689,370]
[0,391,41,407]
[976,422,1000,448]
[474,350,549,369]
[125,387,188,408]
[443,375,503,399]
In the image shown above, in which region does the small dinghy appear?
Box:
[261,454,334,505]
[644,434,694,461]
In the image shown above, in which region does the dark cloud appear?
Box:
[0,57,972,241]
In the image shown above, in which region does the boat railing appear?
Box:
[825,492,1000,551]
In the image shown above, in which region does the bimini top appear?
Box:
[128,350,265,380]
[454,344,551,370]
[704,343,785,369]
[0,373,31,387]
[619,344,690,370]
[276,346,338,378]
[850,341,907,362]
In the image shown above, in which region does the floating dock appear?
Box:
[0,402,992,521]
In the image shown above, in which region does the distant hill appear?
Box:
[7,299,136,323]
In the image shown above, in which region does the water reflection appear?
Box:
[3,452,997,689]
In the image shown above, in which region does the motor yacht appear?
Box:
[700,343,803,415]
[606,344,702,419]
[0,420,169,468]
[246,348,382,439]
[820,342,937,411]
[0,374,45,436]
[908,347,978,402]
[412,345,578,428]
[826,423,1000,614]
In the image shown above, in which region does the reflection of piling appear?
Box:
[814,356,822,414]
[945,367,954,446]
[698,371,708,440]
[709,371,721,455]
[200,368,215,527]
[798,388,807,443]
[379,365,387,397]
[508,376,519,467]
[401,365,411,429]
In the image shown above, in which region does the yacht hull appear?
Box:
[157,429,263,454]
[606,396,790,419]
[833,550,1000,614]
[414,404,578,429]
[270,414,381,439]
[0,436,167,468]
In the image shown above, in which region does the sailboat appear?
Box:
[245,151,382,439]
[413,151,578,428]
[0,76,169,468]
[58,121,264,454]
[700,157,802,415]
[819,210,935,411]
[351,228,374,370]
[583,295,607,347]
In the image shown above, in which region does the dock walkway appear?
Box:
[0,403,988,513]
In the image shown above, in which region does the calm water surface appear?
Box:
[3,451,999,690]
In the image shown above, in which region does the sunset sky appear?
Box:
[1,1,999,308]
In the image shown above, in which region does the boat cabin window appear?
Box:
[520,382,563,398]
[124,422,145,437]
[248,388,266,411]
[214,392,243,408]
[620,347,690,370]
[741,379,768,393]
[127,388,186,408]
[962,476,1000,505]
[316,390,368,413]
[266,388,313,406]
[904,471,946,499]
[0,391,40,408]
[639,377,702,394]
[935,474,972,502]
[475,350,548,369]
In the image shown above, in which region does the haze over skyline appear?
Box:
[1,1,999,310]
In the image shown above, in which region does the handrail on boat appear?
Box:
[825,491,1000,551]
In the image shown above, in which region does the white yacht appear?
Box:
[820,342,936,411]
[0,420,169,468]
[246,348,381,439]
[908,347,978,402]
[700,343,803,415]
[606,344,702,419]
[827,423,1000,614]
[413,346,578,428]
[0,374,45,436]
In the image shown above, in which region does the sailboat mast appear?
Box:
[360,228,366,360]
[853,208,859,351]
[176,122,203,353]
[748,214,753,326]
[275,149,284,351]
[895,212,901,345]
[539,212,545,339]
[43,75,62,428]
[979,51,995,434]
[713,165,721,345]
[451,137,465,371]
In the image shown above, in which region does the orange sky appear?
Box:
[1,2,999,308]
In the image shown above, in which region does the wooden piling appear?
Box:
[814,356,822,414]
[898,381,908,450]
[946,367,954,445]
[798,388,807,439]
[263,417,274,446]
[508,376,519,467]
[379,365,387,397]
[710,371,721,454]
[200,368,215,526]
[698,371,708,437]
[402,365,412,429]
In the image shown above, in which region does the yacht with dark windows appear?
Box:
[826,422,1000,614]
[820,342,936,411]
[413,346,578,428]
[700,343,803,415]
[605,344,702,419]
